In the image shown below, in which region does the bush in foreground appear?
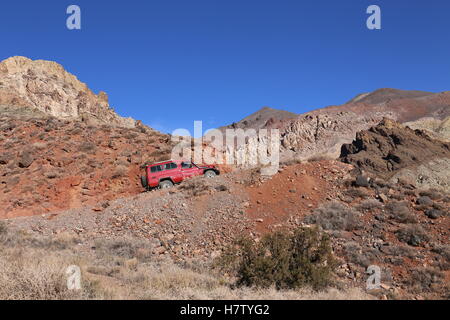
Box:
[218,227,335,291]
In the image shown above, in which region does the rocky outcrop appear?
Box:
[391,158,450,192]
[0,56,136,128]
[340,118,450,190]
[280,111,394,161]
[279,90,450,161]
[404,116,450,142]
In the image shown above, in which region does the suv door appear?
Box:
[148,164,163,187]
[163,162,183,183]
[180,161,199,179]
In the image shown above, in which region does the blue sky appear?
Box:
[1,0,450,133]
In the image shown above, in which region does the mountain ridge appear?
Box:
[0,56,137,128]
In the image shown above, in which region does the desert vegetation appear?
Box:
[304,202,362,232]
[217,227,335,291]
[0,223,369,300]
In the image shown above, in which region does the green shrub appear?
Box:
[218,227,335,290]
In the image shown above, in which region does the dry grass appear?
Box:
[396,224,430,247]
[178,177,212,196]
[386,201,417,223]
[0,226,372,300]
[0,247,93,300]
[305,201,362,231]
[307,152,337,162]
[357,199,383,211]
[111,165,129,179]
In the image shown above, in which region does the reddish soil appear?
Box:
[245,161,353,234]
[240,160,449,299]
[0,115,172,218]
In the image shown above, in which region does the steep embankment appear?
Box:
[0,113,172,219]
[0,56,174,218]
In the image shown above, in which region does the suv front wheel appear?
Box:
[204,170,217,178]
[159,180,174,189]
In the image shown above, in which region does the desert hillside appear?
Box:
[0,57,174,218]
[346,88,435,105]
[223,88,450,162]
[0,110,172,218]
[0,57,448,300]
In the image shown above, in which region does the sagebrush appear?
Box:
[218,227,336,290]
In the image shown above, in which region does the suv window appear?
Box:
[164,163,177,170]
[181,162,192,169]
[150,165,162,173]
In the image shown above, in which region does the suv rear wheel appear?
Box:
[141,176,148,189]
[204,170,217,178]
[159,180,174,189]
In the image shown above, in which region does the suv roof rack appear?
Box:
[147,159,191,166]
[148,159,186,165]
[149,160,172,165]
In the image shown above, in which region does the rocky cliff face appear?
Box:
[340,118,450,191]
[280,110,395,161]
[0,56,136,128]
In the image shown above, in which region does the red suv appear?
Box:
[141,160,220,190]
